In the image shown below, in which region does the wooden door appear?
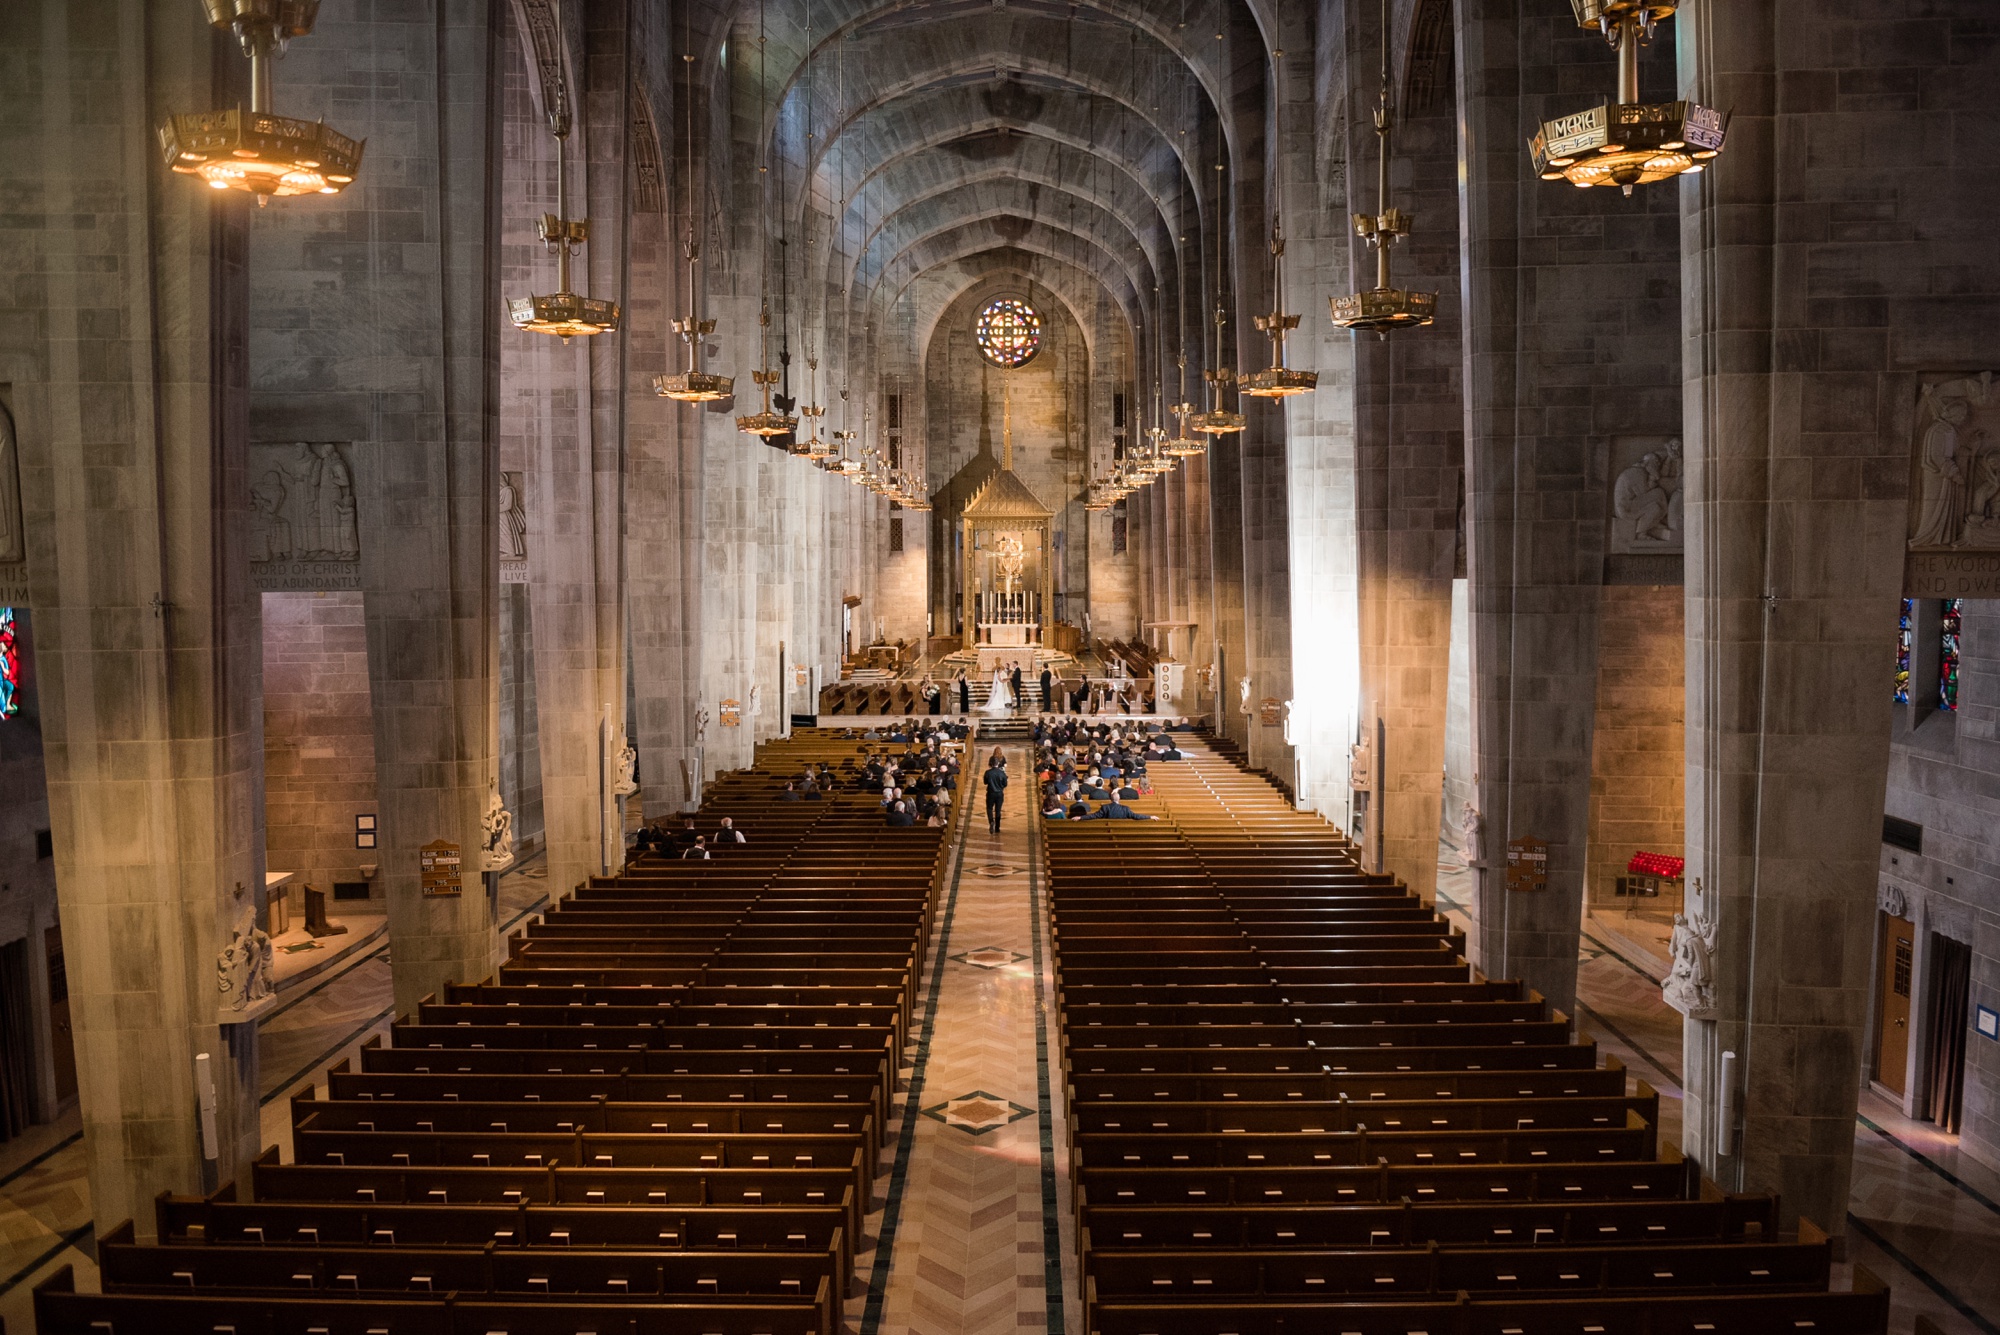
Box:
[43,926,75,1103]
[1876,913,1916,1095]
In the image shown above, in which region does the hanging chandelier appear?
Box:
[160,0,364,205]
[738,306,798,437]
[1195,162,1247,435]
[1333,0,1435,337]
[656,54,734,400]
[1243,48,1318,399]
[1164,395,1207,457]
[509,69,619,340]
[1530,1,1725,194]
[1198,368,1246,436]
[656,229,736,399]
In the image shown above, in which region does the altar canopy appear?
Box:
[960,461,1054,654]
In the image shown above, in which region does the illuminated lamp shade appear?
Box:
[161,110,363,201]
[159,1,364,205]
[656,318,734,402]
[509,290,622,341]
[737,369,798,439]
[1530,1,1726,195]
[1330,286,1437,335]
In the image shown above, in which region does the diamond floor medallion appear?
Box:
[950,946,1029,969]
[922,1090,1035,1136]
[975,863,1019,878]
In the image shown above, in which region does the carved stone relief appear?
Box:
[500,470,528,582]
[250,442,361,590]
[509,0,571,135]
[217,907,275,1013]
[1905,375,2000,597]
[1878,882,1909,920]
[1662,877,1719,1020]
[481,785,515,871]
[1608,436,1684,555]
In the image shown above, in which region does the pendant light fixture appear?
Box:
[508,6,619,341]
[737,4,796,440]
[1332,0,1436,337]
[1242,44,1317,399]
[161,0,365,205]
[657,40,733,402]
[1531,1,1725,194]
[1197,161,1246,436]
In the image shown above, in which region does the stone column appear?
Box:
[508,7,629,896]
[1676,1,1976,1235]
[1453,3,1682,1010]
[251,0,505,1017]
[1347,0,1462,902]
[3,0,264,1234]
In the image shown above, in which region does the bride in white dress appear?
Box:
[983,664,1014,714]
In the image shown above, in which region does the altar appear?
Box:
[957,407,1057,657]
[980,622,1037,649]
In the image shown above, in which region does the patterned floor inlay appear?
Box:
[923,1091,1035,1136]
[951,947,1029,969]
[973,863,1020,878]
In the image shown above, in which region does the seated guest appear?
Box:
[801,780,824,800]
[1044,796,1069,819]
[674,817,700,848]
[1068,801,1093,820]
[778,782,803,802]
[715,818,747,844]
[682,835,711,858]
[1095,798,1154,820]
[884,800,916,828]
[1114,784,1142,802]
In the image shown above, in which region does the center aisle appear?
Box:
[856,737,1078,1335]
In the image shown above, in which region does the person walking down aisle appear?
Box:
[983,753,1009,834]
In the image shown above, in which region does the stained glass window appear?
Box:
[1942,598,1963,711]
[975,297,1042,368]
[1895,598,1912,704]
[0,608,19,720]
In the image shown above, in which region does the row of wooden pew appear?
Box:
[1042,736,1892,1335]
[34,731,950,1335]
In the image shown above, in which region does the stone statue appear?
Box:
[613,739,638,797]
[1662,878,1719,1019]
[693,703,711,745]
[1913,394,1973,547]
[217,907,275,1013]
[251,470,293,561]
[1611,438,1684,551]
[499,471,527,559]
[481,786,514,870]
[1909,377,2000,549]
[1461,802,1486,868]
[315,443,360,559]
[748,684,764,718]
[1237,676,1253,716]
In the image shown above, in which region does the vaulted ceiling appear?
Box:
[670,0,1288,396]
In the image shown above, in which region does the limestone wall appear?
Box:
[1583,585,1686,913]
[261,593,381,899]
[1880,602,2000,1171]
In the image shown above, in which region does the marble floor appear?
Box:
[0,783,1990,1334]
[846,738,1079,1335]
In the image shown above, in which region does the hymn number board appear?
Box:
[1506,836,1549,893]
[420,839,463,898]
